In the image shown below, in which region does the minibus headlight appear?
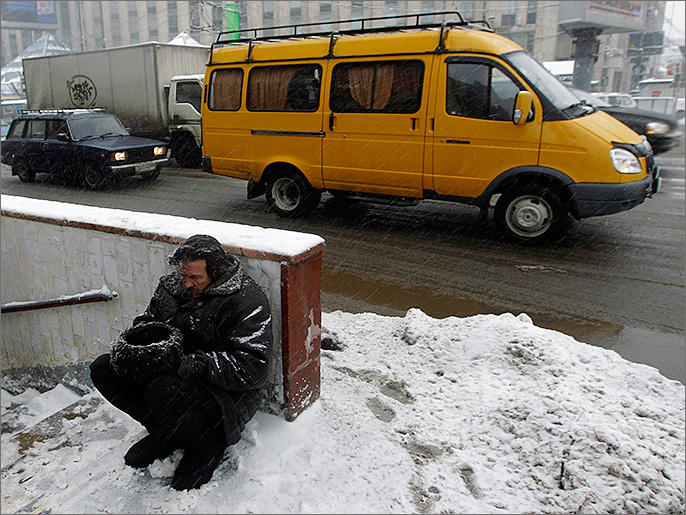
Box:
[112,151,128,161]
[154,146,166,156]
[610,148,642,174]
[646,122,670,135]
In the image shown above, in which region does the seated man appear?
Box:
[90,234,273,490]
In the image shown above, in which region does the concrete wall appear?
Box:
[1,195,324,420]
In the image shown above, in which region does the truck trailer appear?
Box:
[22,42,208,168]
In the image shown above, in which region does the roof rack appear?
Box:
[210,11,493,63]
[19,108,106,115]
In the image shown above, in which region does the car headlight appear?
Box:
[154,146,166,156]
[610,148,642,174]
[112,151,128,161]
[646,121,670,135]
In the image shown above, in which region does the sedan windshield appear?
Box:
[506,51,593,117]
[68,115,128,141]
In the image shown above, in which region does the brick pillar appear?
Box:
[280,250,322,421]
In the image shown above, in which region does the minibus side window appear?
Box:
[209,68,244,111]
[330,60,424,113]
[447,63,521,121]
[247,64,321,112]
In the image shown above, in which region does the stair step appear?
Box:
[1,385,82,436]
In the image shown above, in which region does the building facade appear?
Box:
[1,1,674,95]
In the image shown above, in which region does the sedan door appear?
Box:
[44,119,75,175]
[23,119,49,172]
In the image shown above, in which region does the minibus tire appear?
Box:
[494,184,566,243]
[266,170,321,217]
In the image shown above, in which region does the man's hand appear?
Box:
[177,353,206,382]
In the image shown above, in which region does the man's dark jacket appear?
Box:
[133,256,273,445]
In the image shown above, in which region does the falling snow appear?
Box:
[2,309,684,514]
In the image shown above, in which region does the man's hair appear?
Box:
[168,234,232,282]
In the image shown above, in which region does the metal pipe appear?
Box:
[1,290,118,314]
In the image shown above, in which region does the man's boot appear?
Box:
[170,443,225,491]
[124,432,178,469]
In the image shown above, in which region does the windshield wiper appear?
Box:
[99,132,120,138]
[562,100,595,115]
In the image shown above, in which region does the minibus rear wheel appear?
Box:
[266,169,321,217]
[494,184,566,243]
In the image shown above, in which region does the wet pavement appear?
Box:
[2,139,684,384]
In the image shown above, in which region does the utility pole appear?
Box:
[77,1,85,51]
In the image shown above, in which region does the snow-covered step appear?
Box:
[1,389,147,514]
[1,385,82,436]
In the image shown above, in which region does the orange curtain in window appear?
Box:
[372,64,394,109]
[249,67,297,110]
[348,65,375,109]
[212,69,243,110]
[348,64,395,110]
[393,64,421,95]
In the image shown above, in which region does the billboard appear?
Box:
[1,1,57,26]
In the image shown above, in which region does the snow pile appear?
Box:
[1,309,684,514]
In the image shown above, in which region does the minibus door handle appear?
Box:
[411,117,419,130]
[329,112,335,131]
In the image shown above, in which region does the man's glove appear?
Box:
[177,352,207,382]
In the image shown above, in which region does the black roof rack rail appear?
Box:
[210,11,493,63]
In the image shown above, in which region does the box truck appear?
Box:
[23,42,208,168]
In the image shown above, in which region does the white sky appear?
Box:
[664,1,685,45]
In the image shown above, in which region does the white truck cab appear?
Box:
[168,74,204,168]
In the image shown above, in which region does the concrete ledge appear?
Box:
[1,195,325,420]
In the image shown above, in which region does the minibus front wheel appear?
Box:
[265,168,321,217]
[494,184,566,243]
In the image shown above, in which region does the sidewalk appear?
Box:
[2,309,685,514]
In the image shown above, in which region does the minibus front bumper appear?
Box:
[570,166,660,219]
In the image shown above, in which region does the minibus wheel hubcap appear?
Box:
[507,195,551,236]
[273,177,300,210]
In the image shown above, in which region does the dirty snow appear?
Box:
[2,309,684,514]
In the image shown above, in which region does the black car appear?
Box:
[568,87,682,155]
[1,109,168,189]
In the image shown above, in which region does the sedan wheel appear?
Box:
[14,161,35,183]
[82,162,106,190]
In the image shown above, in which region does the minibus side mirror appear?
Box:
[513,91,534,125]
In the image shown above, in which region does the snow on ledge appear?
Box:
[1,195,325,262]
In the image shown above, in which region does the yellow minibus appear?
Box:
[201,12,660,243]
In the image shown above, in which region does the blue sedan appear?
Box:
[1,109,168,189]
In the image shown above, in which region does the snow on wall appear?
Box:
[1,195,325,418]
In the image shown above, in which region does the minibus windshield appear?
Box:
[507,52,591,117]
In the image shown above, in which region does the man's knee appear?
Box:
[144,374,189,412]
[89,353,112,388]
